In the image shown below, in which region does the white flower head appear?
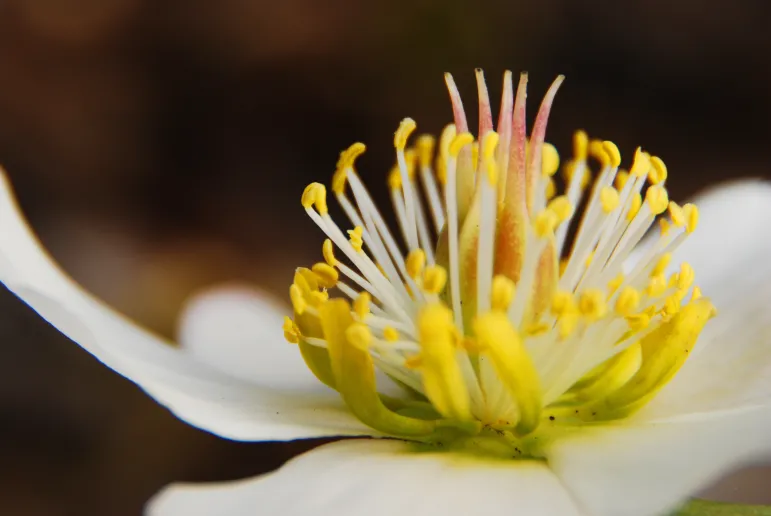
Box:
[1,70,771,516]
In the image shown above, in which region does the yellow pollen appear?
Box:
[404,355,423,369]
[348,226,364,252]
[589,139,609,167]
[525,322,550,336]
[629,148,651,178]
[548,196,573,223]
[416,135,436,168]
[534,209,559,238]
[614,170,629,190]
[573,130,589,161]
[682,203,699,233]
[283,316,301,344]
[307,290,328,307]
[668,201,686,227]
[651,253,672,277]
[545,178,556,200]
[404,149,418,179]
[608,273,625,294]
[289,284,307,315]
[312,262,338,288]
[677,262,695,290]
[491,275,515,312]
[645,274,667,297]
[691,286,703,301]
[301,182,329,214]
[645,185,669,215]
[614,287,640,316]
[541,142,560,177]
[649,156,667,184]
[423,265,448,294]
[388,166,402,189]
[346,323,373,351]
[383,326,400,342]
[661,295,682,319]
[337,142,367,171]
[600,186,620,213]
[406,249,426,279]
[626,192,642,221]
[579,289,607,321]
[551,290,576,316]
[449,132,474,157]
[626,312,651,332]
[353,292,371,320]
[322,239,337,266]
[602,141,622,168]
[659,218,672,235]
[394,118,417,150]
[332,168,347,195]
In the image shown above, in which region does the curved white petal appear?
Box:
[549,406,771,516]
[148,439,583,516]
[0,171,371,441]
[178,286,322,390]
[635,181,771,419]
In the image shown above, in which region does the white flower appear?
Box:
[1,70,771,516]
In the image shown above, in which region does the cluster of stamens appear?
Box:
[283,70,714,445]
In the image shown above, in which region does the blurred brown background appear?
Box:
[0,0,770,514]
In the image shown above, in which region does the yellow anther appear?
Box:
[383,326,400,342]
[353,292,371,320]
[436,124,457,184]
[615,287,641,316]
[283,316,301,344]
[449,132,474,157]
[301,183,328,214]
[573,130,589,161]
[388,166,402,189]
[322,239,337,266]
[651,253,672,277]
[614,170,629,190]
[682,203,699,233]
[691,286,703,302]
[289,283,307,315]
[406,249,426,279]
[545,177,556,200]
[608,273,625,294]
[332,168,347,195]
[626,312,651,332]
[348,226,364,252]
[645,185,669,215]
[661,294,681,318]
[629,148,651,178]
[423,265,448,294]
[600,186,620,213]
[645,274,667,297]
[626,192,642,221]
[308,290,328,307]
[659,218,671,235]
[649,156,667,184]
[558,313,579,339]
[534,209,559,238]
[491,275,516,312]
[312,262,338,288]
[579,289,607,321]
[668,201,686,227]
[677,262,695,290]
[345,323,373,351]
[404,355,423,369]
[294,267,317,292]
[551,290,576,316]
[336,142,367,171]
[548,195,574,223]
[602,141,622,168]
[589,139,609,166]
[541,142,560,177]
[394,118,417,150]
[404,149,418,179]
[562,160,591,190]
[525,322,550,336]
[416,135,436,168]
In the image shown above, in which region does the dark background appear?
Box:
[0,0,770,514]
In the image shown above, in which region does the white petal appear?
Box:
[0,171,371,441]
[148,439,583,516]
[636,181,771,418]
[549,406,771,516]
[179,285,321,390]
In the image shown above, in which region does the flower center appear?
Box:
[284,70,715,451]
